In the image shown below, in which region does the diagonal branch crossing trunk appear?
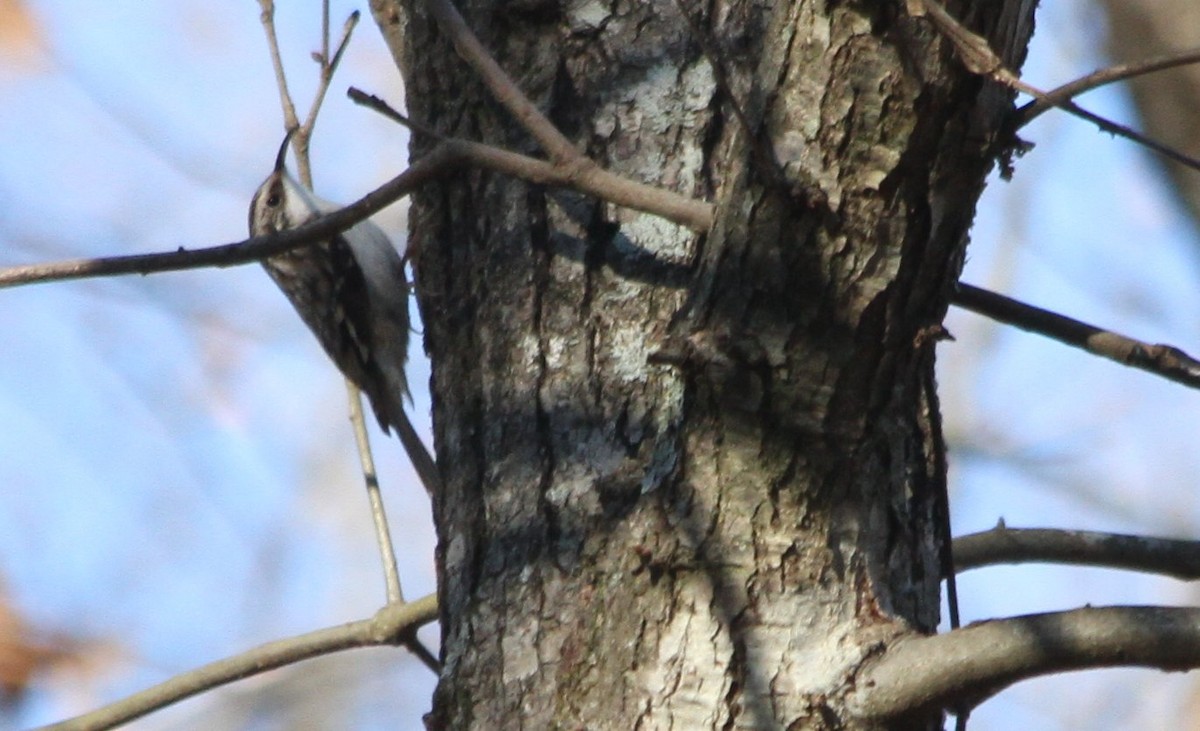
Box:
[373,0,1037,726]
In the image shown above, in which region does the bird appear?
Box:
[248,132,437,492]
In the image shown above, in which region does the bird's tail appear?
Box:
[390,407,440,497]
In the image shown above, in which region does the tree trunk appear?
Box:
[376,0,1036,727]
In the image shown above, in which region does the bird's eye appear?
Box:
[266,194,281,207]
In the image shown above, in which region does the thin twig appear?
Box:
[256,0,301,138]
[347,391,440,672]
[0,121,453,286]
[300,9,361,159]
[348,386,403,603]
[421,0,581,164]
[320,0,330,67]
[0,136,712,291]
[918,0,1200,174]
[258,0,311,183]
[917,0,1037,95]
[33,596,438,731]
[954,525,1200,579]
[348,87,446,141]
[952,282,1200,390]
[1017,46,1200,127]
[1043,100,1200,174]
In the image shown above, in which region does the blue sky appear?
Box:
[1,1,1199,729]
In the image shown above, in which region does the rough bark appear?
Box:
[374,0,1036,727]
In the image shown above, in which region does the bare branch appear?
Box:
[917,0,1200,174]
[320,0,330,66]
[256,0,301,136]
[300,9,361,160]
[345,395,438,675]
[348,88,715,232]
[419,0,581,165]
[34,596,438,731]
[348,385,403,604]
[1043,100,1200,175]
[0,147,452,289]
[0,127,714,291]
[409,0,719,226]
[348,87,447,141]
[955,525,1200,579]
[855,606,1200,719]
[952,282,1200,390]
[1017,45,1200,127]
[916,0,1037,95]
[377,0,719,227]
[259,1,358,185]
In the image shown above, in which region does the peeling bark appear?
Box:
[376,0,1036,727]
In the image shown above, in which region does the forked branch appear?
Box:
[0,132,709,292]
[1016,45,1200,127]
[256,2,439,671]
[257,0,360,184]
[919,0,1200,174]
[346,87,714,231]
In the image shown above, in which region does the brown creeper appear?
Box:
[248,134,412,438]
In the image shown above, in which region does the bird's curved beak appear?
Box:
[274,128,296,173]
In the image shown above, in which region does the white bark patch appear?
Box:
[639,579,733,728]
[616,212,695,263]
[597,56,711,263]
[541,331,584,376]
[600,290,654,384]
[680,59,715,113]
[566,0,610,32]
[501,608,542,684]
[445,531,467,576]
